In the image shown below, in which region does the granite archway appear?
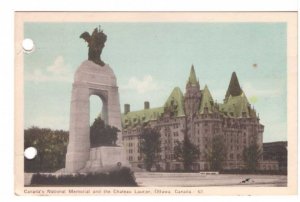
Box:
[65,60,124,172]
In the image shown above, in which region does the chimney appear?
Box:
[144,101,150,109]
[124,104,130,114]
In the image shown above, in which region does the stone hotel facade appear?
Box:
[121,66,279,171]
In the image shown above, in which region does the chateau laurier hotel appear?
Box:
[121,66,278,171]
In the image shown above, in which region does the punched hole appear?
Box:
[24,147,37,160]
[22,38,35,53]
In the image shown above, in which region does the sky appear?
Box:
[24,22,287,143]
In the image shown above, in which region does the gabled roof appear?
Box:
[121,87,185,128]
[199,85,214,114]
[121,70,259,129]
[164,87,185,117]
[221,72,257,118]
[121,107,164,128]
[220,92,256,118]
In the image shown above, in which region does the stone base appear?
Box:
[81,146,130,173]
[65,150,90,172]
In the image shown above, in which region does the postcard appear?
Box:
[15,12,297,195]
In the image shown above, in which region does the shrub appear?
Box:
[30,167,137,186]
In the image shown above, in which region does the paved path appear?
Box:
[134,172,287,187]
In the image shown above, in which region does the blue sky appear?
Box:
[24,22,287,142]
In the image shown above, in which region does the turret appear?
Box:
[184,65,201,116]
[224,72,243,102]
[187,64,199,87]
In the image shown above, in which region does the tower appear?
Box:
[184,65,201,140]
[184,65,201,116]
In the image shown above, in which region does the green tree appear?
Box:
[139,128,161,171]
[174,134,199,171]
[243,143,262,172]
[90,116,119,147]
[204,135,227,171]
[24,126,69,172]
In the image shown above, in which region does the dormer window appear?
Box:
[133,118,137,123]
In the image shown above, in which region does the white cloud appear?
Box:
[122,75,159,94]
[47,56,70,75]
[25,56,72,83]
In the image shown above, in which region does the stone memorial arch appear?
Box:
[65,27,128,173]
[66,60,122,172]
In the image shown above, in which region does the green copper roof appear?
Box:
[220,92,256,118]
[199,85,214,114]
[121,107,164,128]
[187,65,198,85]
[121,87,185,128]
[164,87,185,117]
[225,72,243,100]
[121,70,258,128]
[220,72,258,118]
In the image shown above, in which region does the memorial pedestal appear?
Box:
[81,146,130,173]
